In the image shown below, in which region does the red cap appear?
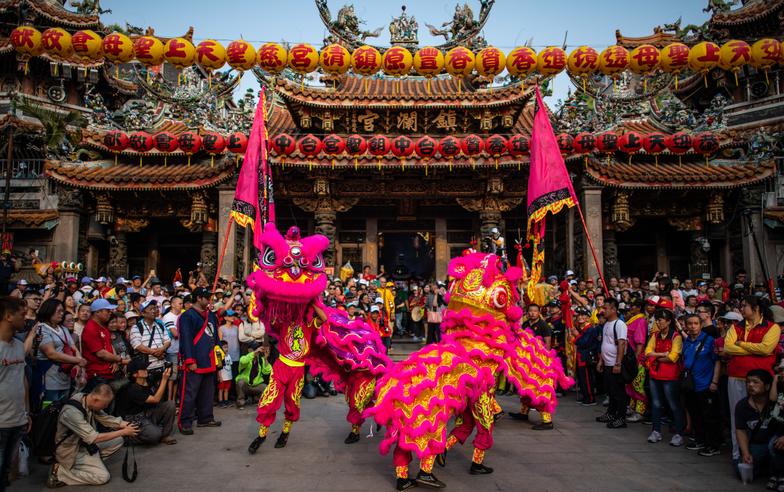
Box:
[657,299,674,311]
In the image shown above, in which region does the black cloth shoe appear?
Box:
[248,436,266,454]
[469,462,494,475]
[436,450,447,467]
[275,432,289,448]
[508,412,529,421]
[396,478,417,491]
[415,471,446,488]
[493,411,505,422]
[606,418,627,429]
[179,427,194,435]
[595,413,612,423]
[197,420,222,427]
[532,422,554,430]
[344,431,360,444]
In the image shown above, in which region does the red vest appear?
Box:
[649,330,681,381]
[728,320,777,378]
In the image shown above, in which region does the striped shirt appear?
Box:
[130,319,170,369]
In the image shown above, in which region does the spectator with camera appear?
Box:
[235,342,273,410]
[115,358,177,446]
[129,300,170,389]
[47,383,139,487]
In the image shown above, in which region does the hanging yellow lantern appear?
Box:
[536,46,567,76]
[41,28,73,58]
[164,37,196,70]
[688,41,720,88]
[257,42,288,74]
[71,30,102,62]
[444,46,474,93]
[628,44,660,92]
[718,40,751,85]
[660,42,690,89]
[566,45,599,91]
[196,39,227,71]
[506,46,537,92]
[351,45,382,76]
[750,38,782,83]
[475,46,506,78]
[320,43,351,76]
[413,46,444,94]
[226,39,257,72]
[102,32,134,64]
[133,36,164,67]
[598,45,630,79]
[381,46,413,76]
[10,26,43,57]
[287,43,319,75]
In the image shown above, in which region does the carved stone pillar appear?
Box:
[580,187,604,280]
[200,232,218,280]
[363,218,378,274]
[435,217,448,280]
[52,187,82,262]
[108,232,128,279]
[217,188,236,278]
[293,183,358,269]
[690,231,711,277]
[603,230,620,279]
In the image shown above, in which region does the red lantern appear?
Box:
[298,134,323,170]
[153,131,178,167]
[556,133,574,156]
[618,131,642,164]
[508,134,530,156]
[128,131,154,167]
[485,134,508,169]
[414,136,437,175]
[439,136,460,172]
[202,132,226,167]
[391,136,414,170]
[103,130,129,165]
[665,132,692,165]
[269,133,296,168]
[642,132,667,166]
[345,134,367,170]
[461,134,484,168]
[322,134,345,169]
[226,132,248,154]
[177,131,202,166]
[368,135,391,170]
[595,131,618,165]
[692,131,720,167]
[573,132,596,154]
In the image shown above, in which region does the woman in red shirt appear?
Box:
[644,308,684,446]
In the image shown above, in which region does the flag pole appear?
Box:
[573,199,609,296]
[212,216,235,294]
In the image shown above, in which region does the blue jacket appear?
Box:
[178,307,219,374]
[682,332,717,392]
[574,324,600,366]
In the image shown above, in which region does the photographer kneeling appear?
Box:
[116,358,178,446]
[48,383,140,487]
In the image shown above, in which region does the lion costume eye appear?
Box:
[312,254,324,270]
[491,287,509,309]
[261,247,276,267]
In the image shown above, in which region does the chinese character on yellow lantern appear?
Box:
[10,26,43,57]
[133,36,165,67]
[688,41,720,88]
[598,45,630,84]
[287,43,319,74]
[320,43,351,76]
[351,45,382,76]
[718,40,751,85]
[196,40,227,71]
[71,30,102,62]
[536,46,566,76]
[475,46,506,78]
[41,28,72,58]
[164,37,196,69]
[257,42,288,74]
[226,39,257,72]
[567,46,599,91]
[660,43,690,89]
[444,46,474,93]
[382,46,413,77]
[102,32,134,64]
[506,46,537,92]
[413,46,444,94]
[750,39,782,83]
[628,44,659,92]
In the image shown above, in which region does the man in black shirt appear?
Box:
[511,304,555,430]
[116,358,177,445]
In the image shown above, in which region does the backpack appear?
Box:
[30,399,87,458]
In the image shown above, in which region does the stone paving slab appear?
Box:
[15,393,744,491]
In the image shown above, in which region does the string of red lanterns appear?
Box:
[10,25,784,89]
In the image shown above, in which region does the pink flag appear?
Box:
[526,86,577,299]
[231,89,268,251]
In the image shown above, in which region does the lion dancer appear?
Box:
[437,390,497,475]
[392,447,443,491]
[248,310,323,454]
[343,370,376,444]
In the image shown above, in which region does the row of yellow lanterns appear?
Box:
[9,26,784,89]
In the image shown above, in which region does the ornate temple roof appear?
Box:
[584,158,775,190]
[0,0,100,28]
[614,28,680,49]
[4,209,59,228]
[710,0,784,27]
[270,74,534,110]
[45,159,234,191]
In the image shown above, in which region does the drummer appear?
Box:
[409,284,426,344]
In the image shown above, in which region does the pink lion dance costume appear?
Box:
[246,223,389,453]
[365,253,572,490]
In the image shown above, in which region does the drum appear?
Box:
[411,306,424,322]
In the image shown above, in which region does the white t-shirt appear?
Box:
[601,318,628,366]
[219,354,233,382]
[162,311,180,355]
